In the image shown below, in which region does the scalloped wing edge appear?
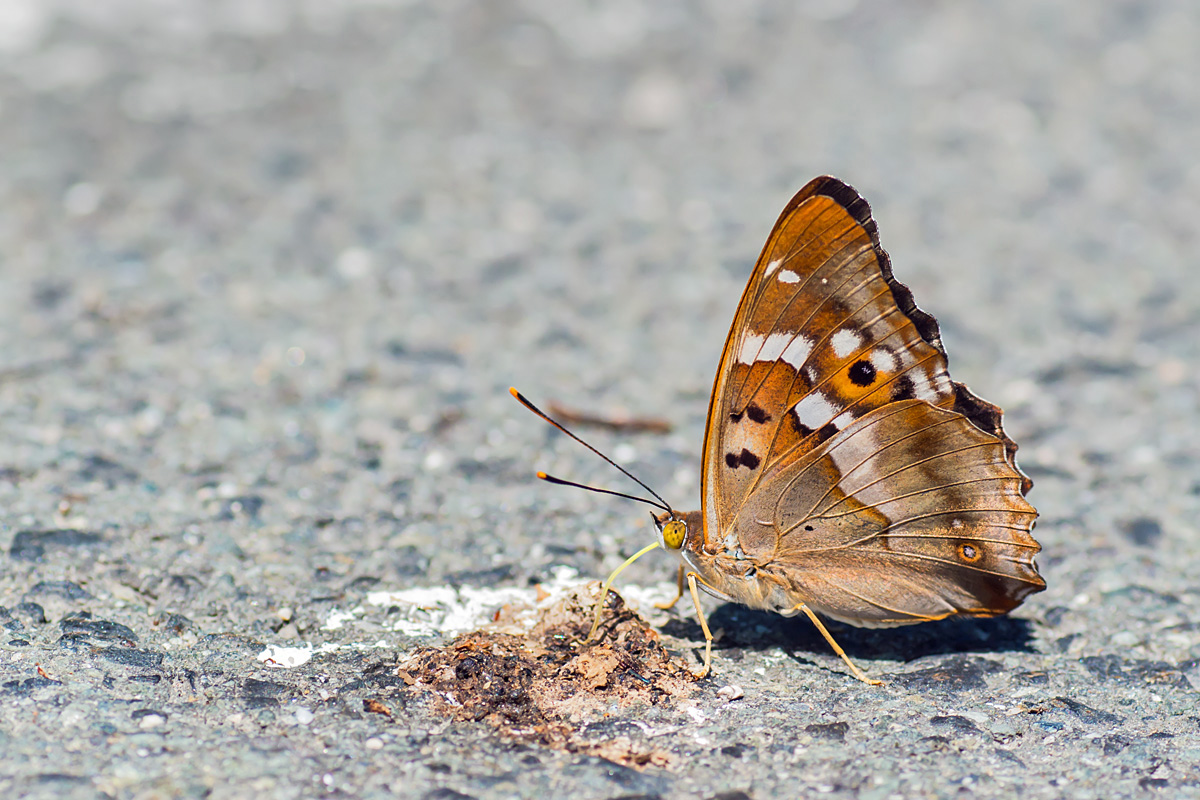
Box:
[772,176,1031,496]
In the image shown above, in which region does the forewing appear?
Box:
[702,176,1029,541]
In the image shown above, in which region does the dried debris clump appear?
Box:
[399,583,694,767]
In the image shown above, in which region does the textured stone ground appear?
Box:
[2,2,1199,798]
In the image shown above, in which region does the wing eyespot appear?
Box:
[847,359,877,387]
[957,543,983,563]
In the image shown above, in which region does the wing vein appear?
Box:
[816,444,1008,516]
[885,507,1037,529]
[864,549,1041,582]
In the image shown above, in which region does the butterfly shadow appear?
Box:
[661,603,1038,674]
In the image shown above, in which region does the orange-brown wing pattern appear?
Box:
[722,400,1043,625]
[701,177,1028,542]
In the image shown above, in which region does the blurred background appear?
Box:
[1,1,1199,797]
[3,0,1195,576]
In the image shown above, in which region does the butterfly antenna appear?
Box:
[510,387,674,514]
[536,472,667,510]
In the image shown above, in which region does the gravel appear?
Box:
[2,1,1199,798]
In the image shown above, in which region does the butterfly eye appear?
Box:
[661,519,686,550]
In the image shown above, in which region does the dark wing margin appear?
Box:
[788,177,946,356]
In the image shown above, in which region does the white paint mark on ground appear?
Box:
[322,608,363,631]
[256,565,682,668]
[365,565,582,636]
[257,644,314,668]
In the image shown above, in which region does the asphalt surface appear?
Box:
[2,2,1200,798]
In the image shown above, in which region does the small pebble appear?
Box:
[138,713,167,730]
[365,737,384,750]
[276,622,300,640]
[717,685,744,700]
[294,707,315,726]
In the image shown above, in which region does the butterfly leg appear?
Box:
[793,603,882,686]
[655,565,686,611]
[686,572,714,679]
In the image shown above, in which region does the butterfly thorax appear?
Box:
[653,507,787,612]
[653,504,864,616]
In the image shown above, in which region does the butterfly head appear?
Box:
[653,509,704,552]
[652,511,687,551]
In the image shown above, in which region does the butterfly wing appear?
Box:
[700,176,1029,546]
[725,399,1043,625]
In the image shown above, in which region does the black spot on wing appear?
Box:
[848,359,876,387]
[729,409,744,423]
[788,407,839,444]
[746,403,770,424]
[725,449,761,470]
[892,374,916,402]
[789,408,813,438]
[815,422,839,444]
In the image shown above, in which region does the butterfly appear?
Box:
[517,176,1044,684]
